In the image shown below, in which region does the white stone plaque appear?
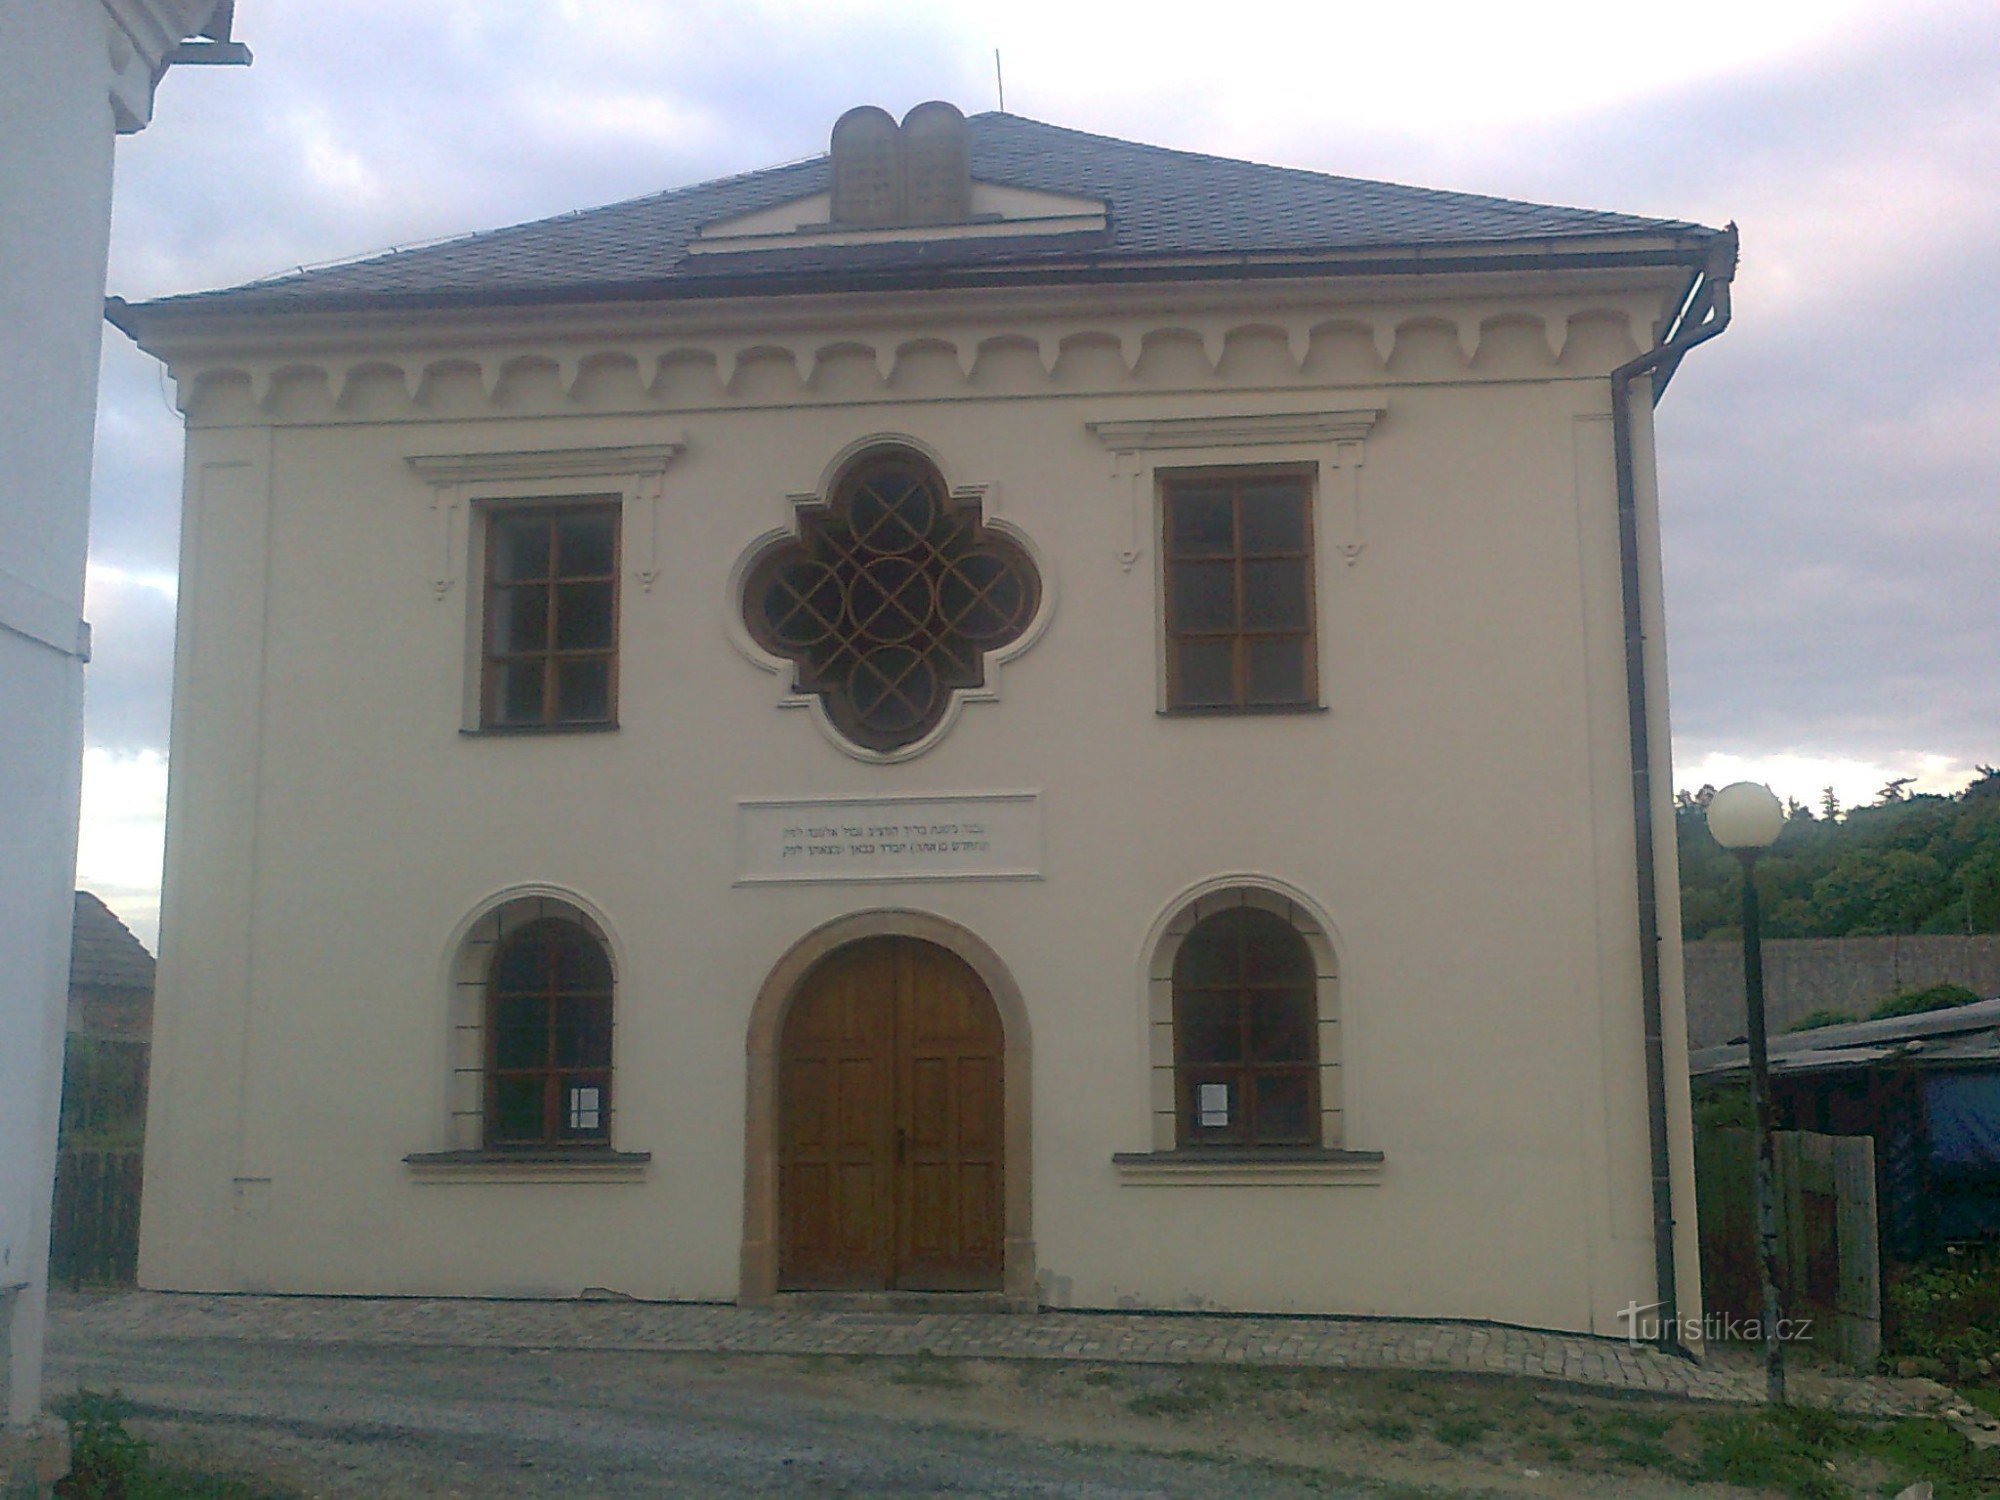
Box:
[736,792,1041,884]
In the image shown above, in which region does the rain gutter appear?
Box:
[1611,223,1737,1354]
[106,237,1718,338]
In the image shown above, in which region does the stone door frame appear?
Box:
[741,908,1034,1306]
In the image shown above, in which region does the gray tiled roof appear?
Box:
[120,112,1719,320]
[71,891,155,991]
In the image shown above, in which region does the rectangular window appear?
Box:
[481,501,620,730]
[1161,469,1316,711]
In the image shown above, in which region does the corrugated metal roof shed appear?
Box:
[1689,996,2000,1080]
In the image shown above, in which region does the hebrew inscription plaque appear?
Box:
[737,792,1041,884]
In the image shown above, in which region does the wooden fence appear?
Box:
[1696,1128,1881,1367]
[50,1037,148,1287]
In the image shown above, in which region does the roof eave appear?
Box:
[108,229,1719,345]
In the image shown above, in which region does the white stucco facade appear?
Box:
[0,0,237,1444]
[127,250,1714,1335]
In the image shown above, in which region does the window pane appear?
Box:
[1176,923,1239,987]
[1241,913,1312,984]
[1169,561,1235,631]
[1245,637,1307,705]
[552,931,612,992]
[491,585,549,653]
[761,562,844,649]
[1168,490,1233,556]
[1248,994,1316,1063]
[490,935,543,994]
[1239,485,1306,551]
[489,1076,544,1142]
[491,995,546,1069]
[556,659,611,721]
[491,518,551,582]
[940,551,1028,642]
[1179,987,1243,1065]
[556,513,615,577]
[1176,639,1235,707]
[1251,1072,1314,1143]
[1242,559,1307,629]
[555,582,615,650]
[495,662,545,725]
[555,1000,612,1067]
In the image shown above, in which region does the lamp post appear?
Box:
[1705,780,1788,1405]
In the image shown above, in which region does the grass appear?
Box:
[1429,1414,1492,1447]
[1126,1386,1217,1418]
[54,1391,296,1500]
[1087,1362,1998,1498]
[884,1359,971,1389]
[1962,1385,2000,1420]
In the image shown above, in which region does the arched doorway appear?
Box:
[778,937,1003,1291]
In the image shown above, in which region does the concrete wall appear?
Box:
[1684,935,2000,1047]
[0,0,120,1435]
[134,270,1705,1338]
[0,0,226,1439]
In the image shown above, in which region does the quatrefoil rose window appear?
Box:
[745,450,1040,753]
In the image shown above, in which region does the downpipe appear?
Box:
[1610,226,1737,1355]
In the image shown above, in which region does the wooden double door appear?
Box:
[778,937,1004,1291]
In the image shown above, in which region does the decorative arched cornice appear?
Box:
[170,301,1662,425]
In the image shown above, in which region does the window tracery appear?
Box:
[745,449,1039,752]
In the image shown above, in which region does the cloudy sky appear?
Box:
[79,0,1999,944]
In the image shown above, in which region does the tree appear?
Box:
[1675,765,2000,939]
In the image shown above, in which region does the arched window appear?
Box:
[743,448,1039,752]
[484,916,614,1149]
[1173,905,1320,1148]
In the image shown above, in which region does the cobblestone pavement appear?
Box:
[52,1291,1944,1418]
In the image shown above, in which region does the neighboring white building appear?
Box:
[0,0,243,1468]
[114,105,1734,1340]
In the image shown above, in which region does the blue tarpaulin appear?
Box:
[1924,1070,2000,1242]
[1926,1071,2000,1169]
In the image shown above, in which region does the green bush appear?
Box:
[55,1390,149,1500]
[52,1388,291,1500]
[1870,982,1982,1021]
[1692,1084,1754,1130]
[1788,1007,1859,1032]
[1886,1245,2000,1382]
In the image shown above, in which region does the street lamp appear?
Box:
[1706,780,1788,1405]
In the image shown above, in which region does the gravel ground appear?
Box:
[47,1336,1404,1497]
[46,1294,1964,1496]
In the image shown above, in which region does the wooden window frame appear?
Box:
[1160,465,1318,714]
[483,916,615,1153]
[1172,907,1321,1149]
[479,499,621,732]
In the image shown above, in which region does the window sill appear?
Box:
[404,1149,651,1183]
[1112,1147,1384,1186]
[1156,703,1328,718]
[460,721,619,738]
